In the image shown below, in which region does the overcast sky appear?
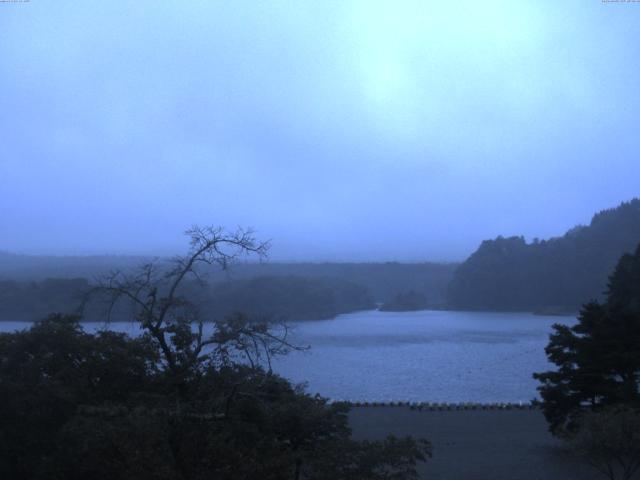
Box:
[1,1,639,261]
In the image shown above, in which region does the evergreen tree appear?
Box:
[534,243,640,434]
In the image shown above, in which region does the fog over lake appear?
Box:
[2,310,574,403]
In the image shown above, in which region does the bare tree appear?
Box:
[87,226,301,377]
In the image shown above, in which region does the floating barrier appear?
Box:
[339,400,538,410]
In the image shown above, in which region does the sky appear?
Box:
[1,1,639,261]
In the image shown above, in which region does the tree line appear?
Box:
[0,251,456,306]
[0,275,374,322]
[448,199,640,311]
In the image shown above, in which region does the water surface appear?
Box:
[272,310,574,403]
[0,310,574,403]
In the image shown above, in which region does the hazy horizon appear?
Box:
[2,195,635,263]
[2,1,639,261]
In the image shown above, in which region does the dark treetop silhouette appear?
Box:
[534,242,640,435]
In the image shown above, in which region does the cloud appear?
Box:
[1,1,639,260]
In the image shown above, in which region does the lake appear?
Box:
[0,310,575,403]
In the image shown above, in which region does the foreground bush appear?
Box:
[0,315,430,480]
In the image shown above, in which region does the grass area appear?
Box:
[349,406,602,480]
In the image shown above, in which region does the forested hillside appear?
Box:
[0,275,374,322]
[0,252,148,280]
[201,276,375,321]
[216,262,456,305]
[0,253,456,307]
[448,199,640,311]
[0,278,90,321]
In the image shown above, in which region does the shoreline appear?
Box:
[0,307,578,323]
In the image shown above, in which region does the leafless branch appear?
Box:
[83,225,298,378]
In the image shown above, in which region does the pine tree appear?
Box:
[534,244,640,434]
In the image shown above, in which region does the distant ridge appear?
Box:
[0,250,457,314]
[448,198,640,311]
[0,251,151,281]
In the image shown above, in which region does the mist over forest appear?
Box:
[2,198,638,321]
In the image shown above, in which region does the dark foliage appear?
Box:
[0,252,457,308]
[533,243,640,435]
[0,315,430,480]
[570,406,640,480]
[0,278,89,320]
[218,262,456,306]
[203,275,375,321]
[379,291,429,312]
[0,275,373,323]
[0,314,160,479]
[448,199,640,311]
